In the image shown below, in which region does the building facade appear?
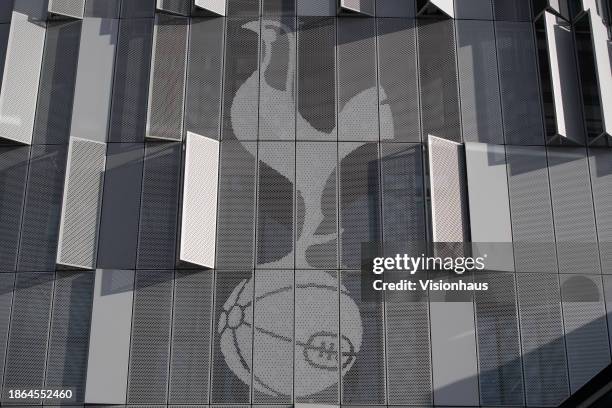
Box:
[0,0,611,406]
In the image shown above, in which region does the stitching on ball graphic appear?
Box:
[217,271,363,398]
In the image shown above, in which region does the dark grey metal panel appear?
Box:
[561,274,610,392]
[295,141,338,269]
[454,0,492,19]
[146,14,188,141]
[547,147,600,274]
[32,20,81,145]
[297,17,336,141]
[97,143,145,270]
[0,1,13,23]
[262,0,295,15]
[493,0,531,21]
[127,270,174,404]
[1,272,53,403]
[121,0,155,18]
[339,142,380,269]
[506,146,557,273]
[474,272,524,406]
[222,17,259,141]
[109,18,154,143]
[17,144,67,271]
[256,142,294,268]
[259,16,295,141]
[136,143,182,270]
[215,140,257,270]
[186,17,224,140]
[44,272,94,404]
[169,270,213,404]
[517,273,569,406]
[603,275,612,350]
[211,270,253,403]
[84,0,120,17]
[0,24,9,91]
[588,148,612,274]
[296,0,334,15]
[0,147,29,272]
[456,20,503,144]
[377,18,420,143]
[337,17,377,142]
[418,18,460,142]
[495,21,544,145]
[157,0,191,15]
[376,0,415,16]
[0,274,14,393]
[252,269,293,403]
[227,0,260,15]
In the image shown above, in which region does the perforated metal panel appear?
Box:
[297,17,336,140]
[456,20,503,144]
[146,14,188,141]
[376,0,415,16]
[517,273,569,406]
[84,0,120,17]
[295,142,338,269]
[2,272,53,403]
[493,0,531,20]
[589,149,612,273]
[506,146,557,273]
[0,147,28,272]
[227,0,260,15]
[109,18,154,143]
[337,18,377,142]
[474,273,524,406]
[222,17,259,141]
[263,0,295,15]
[56,138,106,270]
[454,0,492,18]
[195,0,227,15]
[0,24,8,90]
[127,270,174,404]
[418,18,460,143]
[17,144,67,271]
[256,142,294,268]
[215,140,257,270]
[44,272,94,404]
[339,142,380,269]
[340,0,374,15]
[180,133,219,269]
[156,0,191,15]
[49,0,85,18]
[0,12,46,145]
[0,273,14,392]
[137,142,182,270]
[169,270,213,404]
[32,20,80,145]
[186,17,224,140]
[377,18,420,142]
[121,0,155,17]
[296,0,335,15]
[495,21,545,145]
[547,147,600,274]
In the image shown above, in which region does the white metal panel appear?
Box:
[419,0,455,17]
[340,0,375,15]
[48,0,85,18]
[194,0,226,15]
[0,12,45,145]
[179,132,219,268]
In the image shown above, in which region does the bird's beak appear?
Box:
[241,21,260,33]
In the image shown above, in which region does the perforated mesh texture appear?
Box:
[227,0,261,15]
[0,273,14,391]
[83,0,120,17]
[588,149,612,274]
[157,0,191,15]
[493,0,532,21]
[48,0,85,18]
[263,0,295,15]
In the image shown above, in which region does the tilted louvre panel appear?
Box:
[128,270,174,404]
[56,138,106,269]
[337,18,377,142]
[385,271,431,405]
[211,270,253,403]
[377,18,420,143]
[195,0,227,15]
[137,142,182,270]
[547,147,600,274]
[222,17,259,141]
[252,270,293,403]
[2,273,53,403]
[17,145,67,271]
[339,142,381,269]
[157,0,191,15]
[109,18,154,143]
[495,21,544,145]
[215,141,257,270]
[0,274,14,392]
[32,20,81,145]
[588,149,612,273]
[340,0,374,15]
[493,0,531,21]
[517,273,569,406]
[44,272,94,404]
[0,12,45,145]
[147,15,188,141]
[48,0,85,18]
[297,17,336,140]
[418,18,460,142]
[428,136,468,242]
[561,274,610,392]
[474,273,524,406]
[456,20,503,144]
[169,270,213,404]
[256,141,294,268]
[295,142,338,269]
[258,16,296,141]
[180,133,219,269]
[186,17,224,140]
[506,146,557,273]
[0,147,28,272]
[341,270,385,404]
